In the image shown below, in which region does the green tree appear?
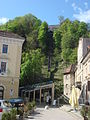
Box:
[53,29,62,51]
[38,21,54,72]
[0,14,41,52]
[20,49,42,85]
[78,22,87,37]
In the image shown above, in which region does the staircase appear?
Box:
[57,94,69,106]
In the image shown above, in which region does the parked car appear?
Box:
[9,98,24,108]
[0,100,12,119]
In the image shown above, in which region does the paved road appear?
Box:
[25,107,82,120]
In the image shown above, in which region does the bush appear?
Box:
[24,104,28,113]
[1,108,17,120]
[32,101,36,108]
[88,107,90,120]
[27,102,33,111]
[17,108,23,116]
[10,109,17,120]
[1,112,11,120]
[80,106,87,117]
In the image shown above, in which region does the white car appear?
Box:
[0,100,12,120]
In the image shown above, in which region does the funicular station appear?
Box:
[20,81,54,105]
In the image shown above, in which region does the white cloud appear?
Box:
[84,2,88,9]
[65,0,68,3]
[73,10,90,23]
[72,3,77,11]
[0,17,9,25]
[78,7,83,13]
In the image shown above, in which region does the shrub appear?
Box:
[1,112,11,120]
[32,101,36,108]
[10,109,17,120]
[88,107,90,120]
[80,106,87,117]
[27,102,33,110]
[24,104,28,113]
[17,108,24,116]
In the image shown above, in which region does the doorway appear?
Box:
[0,86,4,99]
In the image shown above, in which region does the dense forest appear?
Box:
[0,14,90,97]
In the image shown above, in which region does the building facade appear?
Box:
[63,64,75,98]
[64,38,90,104]
[0,31,24,99]
[75,38,90,104]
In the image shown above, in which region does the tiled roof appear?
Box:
[63,64,75,74]
[0,30,24,39]
[48,25,59,31]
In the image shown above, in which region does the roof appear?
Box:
[0,30,24,39]
[63,64,75,75]
[20,81,53,91]
[48,25,59,31]
[81,49,90,63]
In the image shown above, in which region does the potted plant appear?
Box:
[80,105,88,120]
[2,112,11,120]
[87,107,90,120]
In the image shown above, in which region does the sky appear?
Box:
[0,0,90,25]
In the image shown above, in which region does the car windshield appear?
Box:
[3,101,12,107]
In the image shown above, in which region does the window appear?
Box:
[66,84,68,88]
[65,75,68,80]
[88,81,90,91]
[1,62,6,73]
[2,44,8,53]
[10,89,14,96]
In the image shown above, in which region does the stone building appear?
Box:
[64,38,90,104]
[75,38,90,104]
[63,64,75,98]
[0,30,24,99]
[79,49,90,103]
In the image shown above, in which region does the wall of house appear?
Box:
[0,36,24,99]
[82,52,90,103]
[0,77,19,99]
[78,38,90,64]
[64,73,75,98]
[75,64,83,84]
[75,38,90,103]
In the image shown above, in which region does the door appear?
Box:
[0,86,4,99]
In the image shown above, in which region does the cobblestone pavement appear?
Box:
[24,107,83,120]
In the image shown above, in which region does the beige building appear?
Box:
[75,38,90,87]
[0,30,24,99]
[80,49,90,103]
[64,38,90,104]
[63,64,75,98]
[75,38,90,104]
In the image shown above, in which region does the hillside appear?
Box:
[0,14,90,97]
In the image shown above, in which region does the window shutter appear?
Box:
[88,81,90,91]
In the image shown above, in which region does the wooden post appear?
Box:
[33,90,35,101]
[21,90,24,98]
[40,88,42,104]
[28,91,30,101]
[52,83,54,104]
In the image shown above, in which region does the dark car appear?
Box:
[9,98,24,108]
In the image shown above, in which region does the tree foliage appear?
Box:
[0,14,89,98]
[54,18,88,64]
[38,21,54,72]
[20,49,42,85]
